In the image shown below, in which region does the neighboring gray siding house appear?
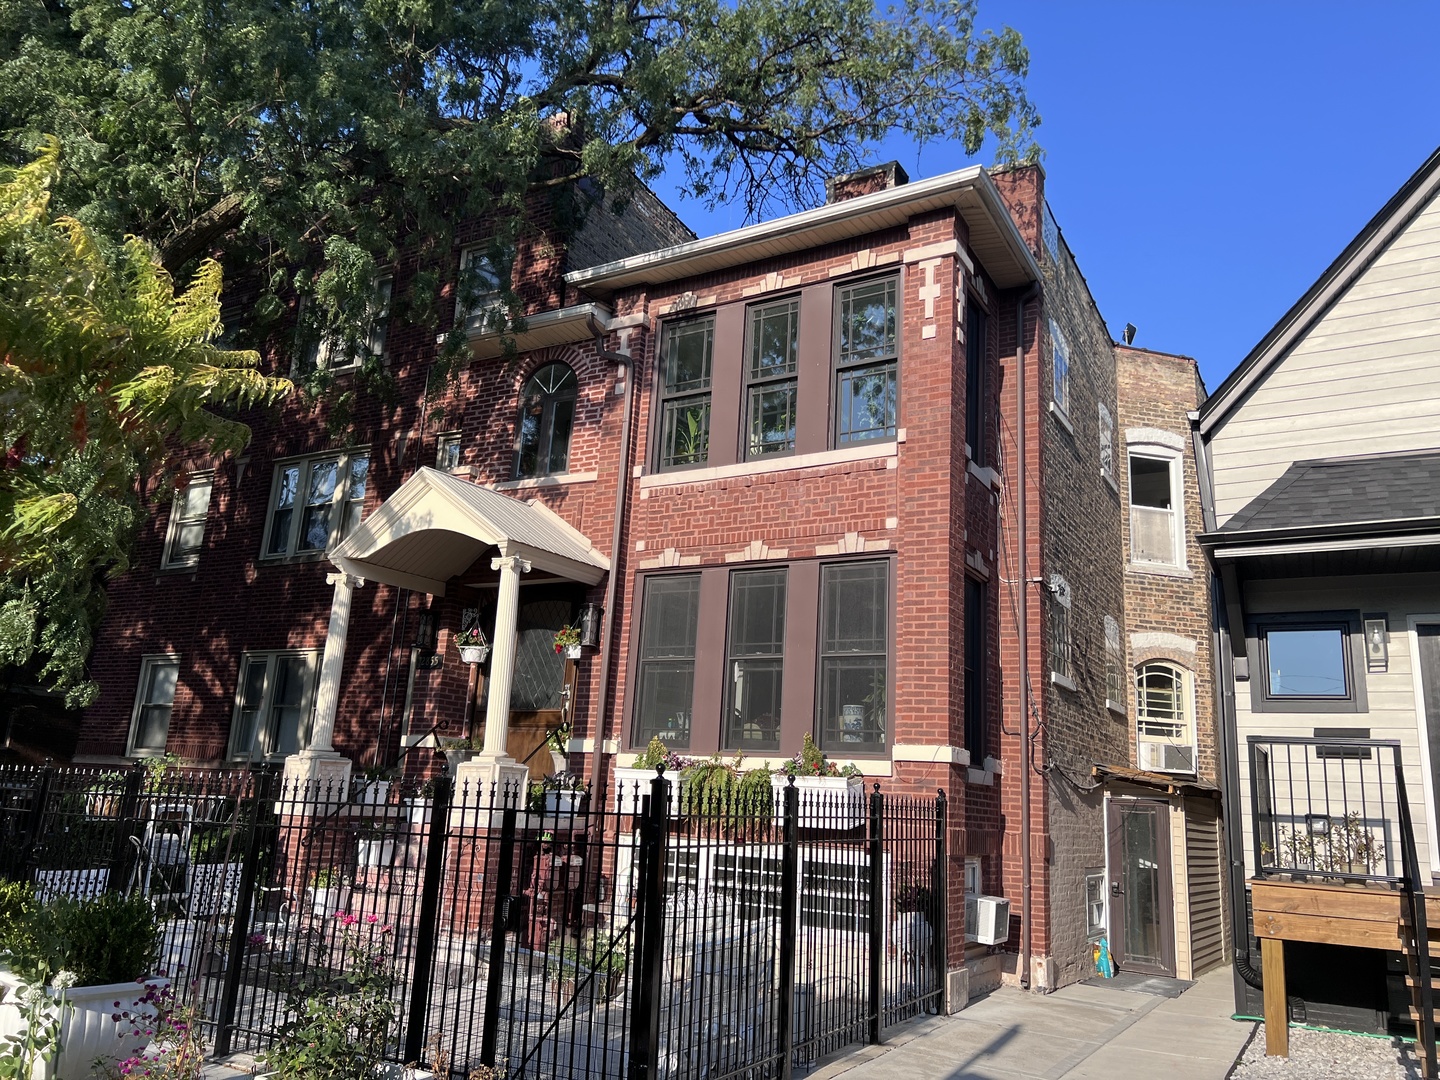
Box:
[1197,145,1440,1029]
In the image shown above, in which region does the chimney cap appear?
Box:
[826,161,910,204]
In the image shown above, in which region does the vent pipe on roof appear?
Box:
[825,161,909,204]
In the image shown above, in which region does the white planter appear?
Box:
[457,644,489,665]
[613,768,681,817]
[543,790,583,815]
[550,750,568,773]
[355,780,391,806]
[357,839,396,868]
[309,885,341,917]
[31,869,109,904]
[404,799,433,826]
[772,774,867,828]
[0,971,161,1080]
[564,643,583,660]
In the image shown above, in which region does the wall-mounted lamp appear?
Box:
[578,603,604,648]
[1363,614,1389,673]
[1304,813,1332,838]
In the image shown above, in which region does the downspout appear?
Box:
[1016,281,1040,990]
[586,321,636,795]
[1191,416,1265,1002]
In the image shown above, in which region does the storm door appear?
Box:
[1106,798,1176,976]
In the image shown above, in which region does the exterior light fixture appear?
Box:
[578,603,604,648]
[1304,813,1332,838]
[1363,615,1388,672]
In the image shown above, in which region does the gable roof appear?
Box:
[1199,449,1440,545]
[1199,146,1440,436]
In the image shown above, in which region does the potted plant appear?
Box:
[353,766,393,807]
[529,772,585,816]
[355,821,396,869]
[553,624,582,660]
[773,734,865,828]
[614,737,690,816]
[436,735,477,776]
[403,778,437,827]
[454,625,489,665]
[546,721,572,773]
[0,886,164,1080]
[307,868,346,917]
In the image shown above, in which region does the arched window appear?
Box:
[515,363,578,478]
[1135,661,1196,774]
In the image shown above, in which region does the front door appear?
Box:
[1106,798,1176,976]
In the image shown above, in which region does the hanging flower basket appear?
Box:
[458,644,489,665]
[554,624,582,657]
[564,643,583,660]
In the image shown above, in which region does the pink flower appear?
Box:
[365,913,379,924]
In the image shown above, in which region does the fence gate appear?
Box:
[0,764,945,1079]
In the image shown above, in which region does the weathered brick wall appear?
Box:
[993,166,1127,988]
[1114,346,1216,785]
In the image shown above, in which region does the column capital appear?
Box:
[490,555,532,574]
[325,571,366,588]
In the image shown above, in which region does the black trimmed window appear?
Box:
[834,277,898,445]
[515,362,578,478]
[965,302,988,463]
[724,569,787,752]
[964,578,986,759]
[1247,612,1369,714]
[746,298,799,458]
[633,575,701,746]
[658,317,714,469]
[818,560,889,752]
[263,449,370,559]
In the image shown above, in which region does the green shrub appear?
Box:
[0,881,37,958]
[4,892,160,986]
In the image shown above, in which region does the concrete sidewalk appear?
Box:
[812,967,1252,1080]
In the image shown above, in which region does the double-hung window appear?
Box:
[632,575,701,746]
[724,569,787,751]
[1049,318,1071,418]
[834,277,898,444]
[965,303,988,462]
[818,561,889,751]
[745,299,799,458]
[128,655,179,756]
[228,651,320,760]
[263,449,370,559]
[162,472,213,569]
[1104,615,1125,711]
[658,317,714,469]
[308,276,393,372]
[515,362,578,478]
[435,432,462,471]
[458,244,509,331]
[1128,449,1183,567]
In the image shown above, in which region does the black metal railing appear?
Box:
[0,762,946,1079]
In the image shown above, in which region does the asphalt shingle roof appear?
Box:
[1220,450,1440,534]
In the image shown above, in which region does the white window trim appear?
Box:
[1134,660,1197,775]
[1126,442,1186,570]
[1048,317,1072,422]
[458,245,507,331]
[127,654,181,758]
[227,649,321,762]
[259,448,370,561]
[435,431,462,471]
[1104,614,1126,715]
[161,471,214,570]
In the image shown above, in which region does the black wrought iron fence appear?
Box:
[0,763,946,1079]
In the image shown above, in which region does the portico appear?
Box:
[283,466,608,802]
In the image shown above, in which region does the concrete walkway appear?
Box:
[812,967,1253,1080]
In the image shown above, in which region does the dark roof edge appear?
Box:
[1199,145,1440,436]
[1198,516,1440,549]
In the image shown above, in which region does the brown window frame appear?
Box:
[743,297,801,460]
[655,314,716,471]
[832,274,900,447]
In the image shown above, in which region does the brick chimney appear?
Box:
[825,161,909,204]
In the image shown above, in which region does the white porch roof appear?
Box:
[329,467,609,594]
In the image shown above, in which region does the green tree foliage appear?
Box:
[0,0,1038,379]
[0,142,292,705]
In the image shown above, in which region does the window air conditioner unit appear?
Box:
[964,895,1011,945]
[1138,741,1196,774]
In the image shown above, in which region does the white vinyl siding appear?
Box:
[1210,189,1440,524]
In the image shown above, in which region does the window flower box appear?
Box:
[0,971,165,1080]
[771,774,867,829]
[613,768,682,817]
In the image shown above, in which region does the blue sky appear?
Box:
[652,2,1440,391]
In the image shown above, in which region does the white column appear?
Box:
[309,571,364,753]
[480,554,530,758]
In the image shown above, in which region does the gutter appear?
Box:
[1198,515,1440,550]
[1015,280,1041,991]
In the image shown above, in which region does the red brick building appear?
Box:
[80,162,1143,999]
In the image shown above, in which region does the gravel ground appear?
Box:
[1228,1024,1421,1079]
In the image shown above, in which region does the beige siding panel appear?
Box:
[1171,801,1192,980]
[1210,189,1440,526]
[1186,800,1227,976]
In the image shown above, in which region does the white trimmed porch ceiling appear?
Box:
[329,466,609,594]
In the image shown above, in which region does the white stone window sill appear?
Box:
[493,471,599,492]
[637,440,899,489]
[1126,561,1192,579]
[892,743,971,767]
[1106,698,1128,717]
[1049,400,1074,435]
[966,459,1001,490]
[614,750,894,777]
[1050,671,1078,692]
